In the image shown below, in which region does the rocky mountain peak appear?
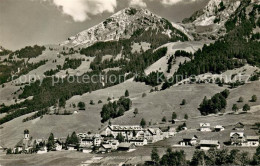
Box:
[61,7,164,48]
[61,7,189,48]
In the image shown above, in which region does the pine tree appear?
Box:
[140,118,146,128]
[47,133,55,151]
[232,104,238,112]
[125,90,129,97]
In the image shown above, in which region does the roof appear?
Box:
[82,137,94,141]
[234,122,244,128]
[246,136,259,140]
[200,123,210,127]
[183,135,198,140]
[118,143,134,148]
[109,125,142,131]
[199,140,219,145]
[230,132,244,137]
[147,128,162,135]
[102,144,112,149]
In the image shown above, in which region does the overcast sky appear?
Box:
[0,0,209,50]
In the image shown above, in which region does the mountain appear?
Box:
[182,0,243,40]
[62,7,189,48]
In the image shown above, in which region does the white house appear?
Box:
[93,135,103,147]
[242,136,259,147]
[37,146,47,154]
[129,137,148,146]
[230,132,245,145]
[214,125,225,132]
[179,135,198,146]
[80,136,94,147]
[67,145,77,151]
[103,139,119,150]
[82,147,92,153]
[199,140,220,150]
[168,127,176,137]
[144,128,163,143]
[200,123,211,132]
[55,140,62,151]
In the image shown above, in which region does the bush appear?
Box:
[238,97,244,102]
[89,100,95,105]
[162,116,167,122]
[251,95,257,102]
[181,99,186,105]
[243,104,250,112]
[184,114,188,120]
[77,102,85,110]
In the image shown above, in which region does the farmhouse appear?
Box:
[242,136,259,147]
[199,123,211,132]
[37,146,47,154]
[144,128,163,143]
[214,125,225,132]
[230,132,245,145]
[99,144,112,153]
[80,136,94,147]
[117,143,135,151]
[179,135,198,146]
[93,135,103,147]
[129,137,148,146]
[233,122,245,131]
[54,140,62,151]
[199,140,220,150]
[168,127,176,137]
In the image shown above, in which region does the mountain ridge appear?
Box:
[61,7,190,48]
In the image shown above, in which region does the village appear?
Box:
[2,121,259,155]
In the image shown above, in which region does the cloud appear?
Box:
[48,0,117,22]
[129,0,147,8]
[161,0,199,6]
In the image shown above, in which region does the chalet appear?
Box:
[99,144,112,153]
[102,125,143,140]
[67,144,77,151]
[230,132,245,145]
[242,136,259,147]
[103,138,119,150]
[93,135,103,147]
[117,143,135,151]
[129,137,148,146]
[179,135,198,146]
[80,136,93,147]
[37,146,47,154]
[81,147,92,153]
[199,140,220,150]
[214,125,225,132]
[77,133,88,138]
[199,123,211,132]
[144,128,163,143]
[233,122,245,131]
[168,127,176,137]
[54,140,62,151]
